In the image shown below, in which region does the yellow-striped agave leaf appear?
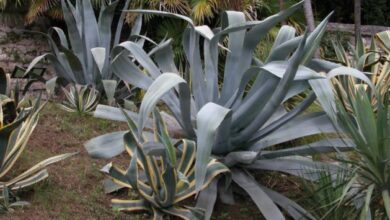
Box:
[105,110,229,220]
[0,97,75,211]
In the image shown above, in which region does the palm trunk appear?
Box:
[279,0,284,10]
[303,0,315,32]
[354,0,362,40]
[279,0,286,25]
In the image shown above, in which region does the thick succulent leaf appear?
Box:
[327,66,375,91]
[111,51,153,90]
[177,140,196,175]
[249,112,338,151]
[375,30,390,53]
[153,40,179,74]
[219,11,246,102]
[224,150,259,165]
[261,61,324,80]
[91,47,106,75]
[125,9,195,27]
[102,80,117,105]
[182,28,207,108]
[11,169,48,190]
[84,131,126,159]
[7,152,76,187]
[112,41,161,79]
[195,103,231,192]
[218,1,304,100]
[269,25,297,56]
[196,178,218,220]
[111,199,149,212]
[163,206,204,220]
[262,138,355,158]
[93,105,183,137]
[94,105,136,122]
[307,59,341,73]
[232,168,285,220]
[302,12,333,64]
[137,73,195,138]
[102,178,124,194]
[26,53,76,83]
[113,0,132,45]
[153,110,176,166]
[48,27,69,49]
[0,114,30,166]
[266,36,302,63]
[309,78,338,123]
[61,0,84,64]
[80,0,100,77]
[249,93,316,144]
[233,31,309,143]
[98,1,118,56]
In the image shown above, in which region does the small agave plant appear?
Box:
[0,69,74,212]
[102,109,229,219]
[59,84,99,115]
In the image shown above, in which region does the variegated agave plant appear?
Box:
[59,85,99,115]
[0,70,74,212]
[86,2,353,219]
[102,109,229,219]
[330,30,390,109]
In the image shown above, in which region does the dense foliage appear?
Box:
[313,0,390,26]
[0,0,389,219]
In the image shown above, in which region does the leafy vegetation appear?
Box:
[0,69,74,212]
[85,2,360,219]
[59,85,99,115]
[329,75,390,219]
[25,0,138,100]
[104,110,229,219]
[0,0,389,219]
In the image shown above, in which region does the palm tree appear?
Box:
[0,0,105,24]
[354,0,361,40]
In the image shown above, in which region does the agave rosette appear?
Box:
[24,0,146,100]
[86,2,355,219]
[103,110,229,219]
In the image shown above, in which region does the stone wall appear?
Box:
[0,25,50,74]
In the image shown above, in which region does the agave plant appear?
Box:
[0,70,74,211]
[330,30,390,107]
[25,0,143,101]
[103,109,229,219]
[59,84,99,115]
[86,2,354,219]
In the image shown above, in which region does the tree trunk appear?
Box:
[279,0,284,10]
[303,0,315,32]
[279,0,286,25]
[354,0,362,40]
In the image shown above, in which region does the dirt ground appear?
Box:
[1,103,302,220]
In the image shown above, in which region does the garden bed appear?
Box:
[0,103,303,220]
